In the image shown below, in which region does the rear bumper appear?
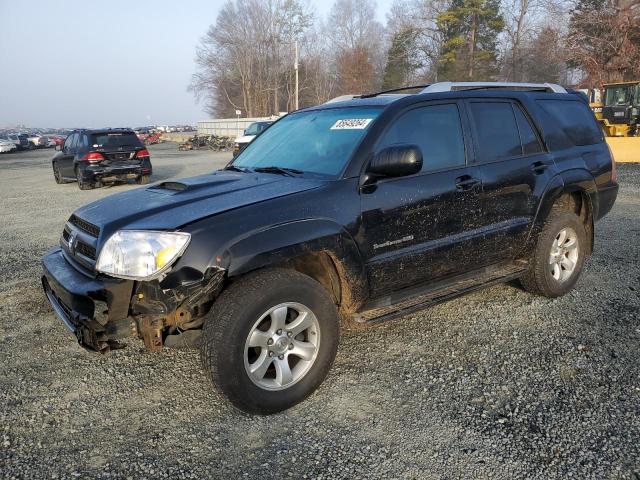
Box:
[41,247,135,352]
[79,159,152,183]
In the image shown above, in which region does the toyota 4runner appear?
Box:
[42,82,618,414]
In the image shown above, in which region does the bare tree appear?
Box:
[501,0,541,81]
[567,0,640,85]
[328,0,385,93]
[190,0,312,117]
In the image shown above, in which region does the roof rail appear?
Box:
[360,84,431,98]
[421,82,567,94]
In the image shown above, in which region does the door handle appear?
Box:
[531,161,549,174]
[455,175,480,191]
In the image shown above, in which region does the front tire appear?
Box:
[520,210,587,297]
[200,268,340,414]
[53,163,63,184]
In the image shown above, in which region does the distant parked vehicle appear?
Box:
[27,134,47,148]
[7,134,30,150]
[0,139,17,153]
[233,121,273,157]
[51,128,152,190]
[47,135,66,147]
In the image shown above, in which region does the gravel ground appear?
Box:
[1,144,639,479]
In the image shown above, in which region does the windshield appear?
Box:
[604,86,634,106]
[233,107,382,176]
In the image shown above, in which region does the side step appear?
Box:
[352,262,527,324]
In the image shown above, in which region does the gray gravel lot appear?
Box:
[1,144,639,479]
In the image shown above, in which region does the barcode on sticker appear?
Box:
[331,118,373,130]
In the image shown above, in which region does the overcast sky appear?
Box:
[0,0,393,128]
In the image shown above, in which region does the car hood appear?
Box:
[73,171,325,240]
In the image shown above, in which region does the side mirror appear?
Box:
[55,144,62,151]
[368,144,422,178]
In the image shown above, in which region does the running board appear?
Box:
[352,262,527,324]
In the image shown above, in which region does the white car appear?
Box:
[0,139,17,153]
[27,134,46,148]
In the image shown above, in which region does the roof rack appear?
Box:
[421,82,567,94]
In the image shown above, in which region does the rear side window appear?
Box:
[91,132,142,150]
[78,134,89,151]
[537,100,602,146]
[378,104,466,172]
[64,133,77,151]
[514,105,543,155]
[469,102,521,162]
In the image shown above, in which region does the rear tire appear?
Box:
[136,174,150,185]
[76,168,94,190]
[520,210,587,298]
[200,268,340,414]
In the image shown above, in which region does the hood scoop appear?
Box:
[153,181,188,191]
[149,174,242,194]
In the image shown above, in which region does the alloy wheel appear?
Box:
[548,227,579,282]
[243,302,320,391]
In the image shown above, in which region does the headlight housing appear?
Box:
[96,230,191,280]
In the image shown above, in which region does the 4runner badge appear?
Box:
[373,235,414,250]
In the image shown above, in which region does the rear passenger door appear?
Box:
[359,101,486,297]
[466,100,554,263]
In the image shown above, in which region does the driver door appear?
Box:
[358,102,485,297]
[59,133,78,178]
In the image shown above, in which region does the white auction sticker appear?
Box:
[330,118,373,130]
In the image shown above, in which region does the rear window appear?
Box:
[536,100,602,147]
[90,132,142,150]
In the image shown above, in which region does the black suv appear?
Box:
[51,129,152,190]
[41,82,618,414]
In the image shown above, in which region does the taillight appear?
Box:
[136,148,150,158]
[607,143,617,182]
[80,152,104,162]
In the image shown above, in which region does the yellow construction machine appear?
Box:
[581,82,640,163]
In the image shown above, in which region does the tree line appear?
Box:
[190,0,640,118]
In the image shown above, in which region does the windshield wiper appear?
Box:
[253,166,303,177]
[224,165,251,173]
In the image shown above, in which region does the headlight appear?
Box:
[96,230,190,280]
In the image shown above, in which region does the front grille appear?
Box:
[69,214,100,237]
[75,241,97,260]
[62,229,70,242]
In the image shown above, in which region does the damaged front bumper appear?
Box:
[41,247,224,353]
[42,247,135,352]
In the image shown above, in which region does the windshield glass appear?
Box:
[604,86,634,106]
[233,107,382,176]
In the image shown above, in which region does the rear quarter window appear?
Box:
[536,100,603,148]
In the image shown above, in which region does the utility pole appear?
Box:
[294,40,299,111]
